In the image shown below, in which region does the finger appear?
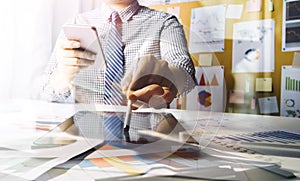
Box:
[59,57,95,66]
[161,87,176,104]
[60,49,96,61]
[56,64,82,75]
[128,90,137,102]
[129,75,175,93]
[129,84,164,104]
[146,87,176,109]
[148,95,167,109]
[59,39,81,49]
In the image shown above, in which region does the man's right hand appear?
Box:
[49,39,96,94]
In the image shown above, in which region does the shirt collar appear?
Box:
[102,1,140,23]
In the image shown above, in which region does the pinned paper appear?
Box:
[226,4,243,19]
[228,90,245,104]
[189,5,226,53]
[258,96,279,114]
[292,52,300,68]
[246,0,262,12]
[199,54,213,66]
[268,0,274,12]
[186,66,224,112]
[255,78,272,92]
[280,66,300,117]
[232,19,275,73]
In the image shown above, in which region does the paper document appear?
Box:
[258,96,279,114]
[0,138,101,180]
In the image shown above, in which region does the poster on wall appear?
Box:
[281,66,300,117]
[232,19,275,73]
[186,66,224,112]
[189,4,226,53]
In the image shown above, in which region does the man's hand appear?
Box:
[127,84,176,109]
[49,39,96,93]
[121,55,178,109]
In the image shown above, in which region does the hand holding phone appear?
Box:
[49,24,106,94]
[63,24,106,70]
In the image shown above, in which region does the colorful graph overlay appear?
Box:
[78,144,201,177]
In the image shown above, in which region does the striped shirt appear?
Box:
[42,1,195,103]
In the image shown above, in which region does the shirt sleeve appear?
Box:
[40,28,75,103]
[159,15,196,96]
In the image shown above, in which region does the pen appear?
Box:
[124,100,132,142]
[124,100,132,129]
[124,99,150,130]
[123,99,150,142]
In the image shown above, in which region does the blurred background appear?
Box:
[0,0,103,101]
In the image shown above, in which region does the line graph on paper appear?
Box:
[283,0,300,51]
[286,26,300,43]
[189,4,226,53]
[286,1,300,21]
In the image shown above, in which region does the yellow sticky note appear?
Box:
[255,78,272,92]
[199,54,212,66]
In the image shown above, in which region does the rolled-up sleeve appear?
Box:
[160,15,196,96]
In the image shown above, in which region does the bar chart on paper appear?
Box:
[281,66,300,117]
[285,76,300,92]
[210,130,300,158]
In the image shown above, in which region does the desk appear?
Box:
[0,99,299,180]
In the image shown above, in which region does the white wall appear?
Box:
[0,0,102,102]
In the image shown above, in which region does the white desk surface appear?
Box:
[0,99,299,180]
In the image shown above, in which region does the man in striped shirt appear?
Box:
[41,0,196,142]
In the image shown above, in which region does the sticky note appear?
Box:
[229,90,245,104]
[292,52,300,68]
[268,0,274,12]
[246,0,261,12]
[199,54,213,66]
[226,4,243,19]
[255,78,272,92]
[258,96,278,114]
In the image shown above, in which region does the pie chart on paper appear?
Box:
[198,90,212,107]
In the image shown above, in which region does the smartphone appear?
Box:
[63,24,107,70]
